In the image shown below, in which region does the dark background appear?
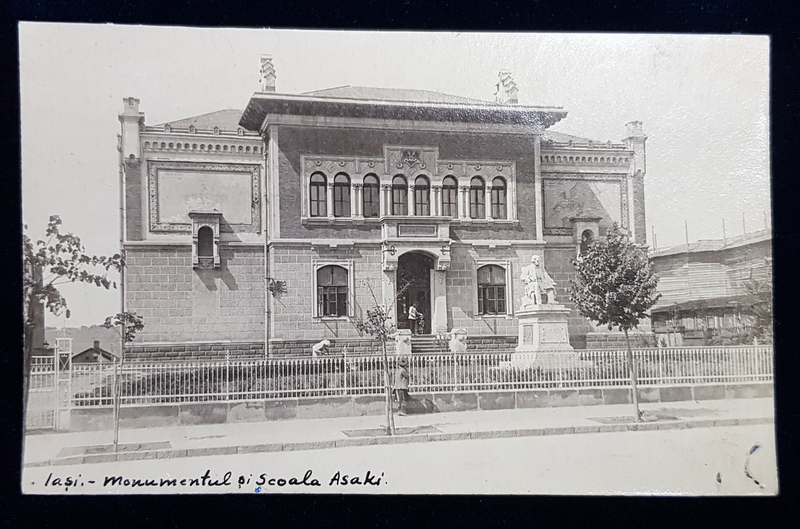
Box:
[1,0,797,527]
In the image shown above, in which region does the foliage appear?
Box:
[742,277,773,344]
[353,279,411,343]
[24,215,123,323]
[570,223,661,332]
[102,311,146,343]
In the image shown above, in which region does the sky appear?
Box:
[19,24,771,327]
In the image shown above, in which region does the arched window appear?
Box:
[442,176,458,217]
[414,175,430,216]
[580,229,595,255]
[391,175,408,215]
[333,173,351,217]
[491,177,507,219]
[317,265,348,317]
[470,176,486,219]
[362,174,380,218]
[477,265,506,315]
[197,226,214,257]
[310,173,327,217]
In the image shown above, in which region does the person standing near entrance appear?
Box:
[394,357,410,416]
[408,303,421,335]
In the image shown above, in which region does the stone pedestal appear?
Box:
[395,329,412,356]
[510,305,590,370]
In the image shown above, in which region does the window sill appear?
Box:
[454,219,519,225]
[314,316,352,322]
[301,216,519,225]
[477,314,515,319]
[302,217,360,226]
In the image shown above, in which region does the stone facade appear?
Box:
[119,67,648,357]
[125,245,265,344]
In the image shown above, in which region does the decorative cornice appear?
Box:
[143,137,263,156]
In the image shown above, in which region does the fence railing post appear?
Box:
[225,350,230,402]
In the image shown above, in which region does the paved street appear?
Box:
[22,424,777,495]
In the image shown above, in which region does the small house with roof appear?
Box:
[72,340,118,364]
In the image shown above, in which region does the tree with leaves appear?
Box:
[742,277,773,345]
[570,223,661,422]
[353,279,411,436]
[102,311,145,450]
[23,215,124,413]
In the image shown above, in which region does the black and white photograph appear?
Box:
[19,24,775,495]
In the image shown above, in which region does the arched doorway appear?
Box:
[396,251,434,334]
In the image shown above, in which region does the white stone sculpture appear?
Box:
[520,254,557,307]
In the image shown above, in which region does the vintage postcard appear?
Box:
[20,24,775,495]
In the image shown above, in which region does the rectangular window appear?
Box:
[333,185,350,217]
[415,187,430,216]
[310,185,326,217]
[363,186,380,217]
[318,286,347,317]
[470,188,485,219]
[442,187,457,217]
[491,187,507,219]
[392,187,408,215]
[478,286,506,315]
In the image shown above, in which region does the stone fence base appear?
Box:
[67,382,773,432]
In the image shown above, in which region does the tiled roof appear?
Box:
[541,130,603,144]
[159,109,244,131]
[302,86,490,105]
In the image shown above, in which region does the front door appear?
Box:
[396,252,433,334]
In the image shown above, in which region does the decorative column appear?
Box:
[326,182,335,220]
[353,183,363,218]
[485,184,494,221]
[533,134,544,240]
[432,269,448,334]
[459,185,470,219]
[381,184,391,216]
[431,185,441,216]
[408,184,415,216]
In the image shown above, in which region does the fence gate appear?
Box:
[25,356,58,430]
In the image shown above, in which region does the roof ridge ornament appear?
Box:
[260,55,276,92]
[494,69,519,105]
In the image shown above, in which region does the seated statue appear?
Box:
[520,255,557,306]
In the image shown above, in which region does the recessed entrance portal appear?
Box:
[397,251,434,335]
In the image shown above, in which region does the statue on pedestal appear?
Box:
[520,255,557,307]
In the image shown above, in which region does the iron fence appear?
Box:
[26,356,58,430]
[69,346,773,408]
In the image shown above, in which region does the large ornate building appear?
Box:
[119,57,648,358]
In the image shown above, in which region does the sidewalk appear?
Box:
[23,398,775,467]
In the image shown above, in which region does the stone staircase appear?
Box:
[409,335,520,355]
[410,335,449,355]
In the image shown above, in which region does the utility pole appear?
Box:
[722,218,727,246]
[684,220,691,298]
[742,211,747,240]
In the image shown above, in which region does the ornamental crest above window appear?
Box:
[401,149,421,167]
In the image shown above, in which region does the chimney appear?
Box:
[494,69,518,105]
[119,97,144,160]
[260,55,276,92]
[94,340,100,350]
